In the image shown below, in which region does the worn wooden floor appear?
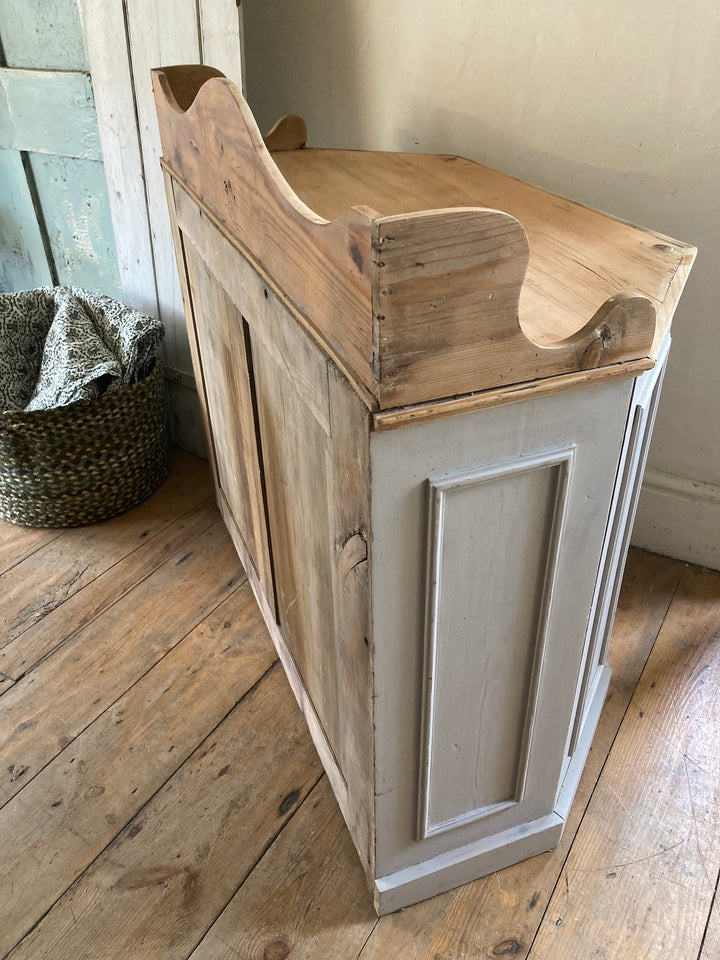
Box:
[1,449,718,960]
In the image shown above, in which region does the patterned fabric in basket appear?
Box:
[0,286,164,412]
[0,288,168,528]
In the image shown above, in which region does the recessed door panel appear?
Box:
[421,451,572,838]
[182,242,275,608]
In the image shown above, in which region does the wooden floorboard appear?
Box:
[0,451,212,652]
[0,583,277,956]
[0,525,63,578]
[0,499,217,679]
[0,449,718,960]
[189,776,378,960]
[701,877,720,960]
[0,518,243,808]
[8,664,322,960]
[528,565,720,960]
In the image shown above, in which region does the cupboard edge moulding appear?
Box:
[152,64,695,916]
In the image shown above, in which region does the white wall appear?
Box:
[244,0,719,568]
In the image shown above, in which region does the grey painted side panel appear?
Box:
[568,334,670,756]
[370,379,633,879]
[420,448,574,839]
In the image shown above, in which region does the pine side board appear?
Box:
[152,65,695,915]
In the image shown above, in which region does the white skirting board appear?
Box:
[632,469,720,571]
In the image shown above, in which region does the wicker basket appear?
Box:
[0,360,169,527]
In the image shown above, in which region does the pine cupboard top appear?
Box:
[273,149,693,354]
[152,65,696,414]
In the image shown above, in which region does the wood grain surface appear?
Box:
[1,452,716,958]
[153,67,694,412]
[0,500,216,679]
[0,519,242,807]
[276,148,695,355]
[183,245,275,606]
[0,451,212,659]
[190,777,376,960]
[0,525,62,577]
[172,190,375,874]
[372,212,656,408]
[529,565,720,960]
[7,665,322,960]
[153,68,377,394]
[0,583,275,955]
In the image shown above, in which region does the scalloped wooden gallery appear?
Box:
[152,65,695,915]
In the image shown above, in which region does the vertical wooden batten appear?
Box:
[121,0,202,374]
[78,0,158,320]
[196,0,244,87]
[80,1,245,454]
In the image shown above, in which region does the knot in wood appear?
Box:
[263,940,290,960]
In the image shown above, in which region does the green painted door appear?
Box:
[0,0,121,294]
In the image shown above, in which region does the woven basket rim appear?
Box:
[0,358,163,427]
[0,356,168,527]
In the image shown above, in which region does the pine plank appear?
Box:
[372,210,655,408]
[190,776,377,960]
[371,360,651,432]
[264,113,307,152]
[0,673,14,695]
[528,565,720,960]
[155,70,694,411]
[162,169,219,461]
[178,186,375,868]
[251,330,342,761]
[0,582,275,955]
[326,364,374,874]
[0,0,89,71]
[124,0,201,373]
[79,0,160,320]
[27,152,121,294]
[275,148,694,355]
[701,884,720,960]
[358,548,684,959]
[0,67,102,160]
[0,147,53,292]
[0,523,63,577]
[182,244,275,606]
[153,69,377,394]
[0,514,714,957]
[197,0,244,88]
[0,0,87,70]
[7,663,322,960]
[0,498,216,679]
[0,450,211,649]
[0,519,243,807]
[606,548,685,699]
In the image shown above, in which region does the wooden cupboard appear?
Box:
[152,65,695,914]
